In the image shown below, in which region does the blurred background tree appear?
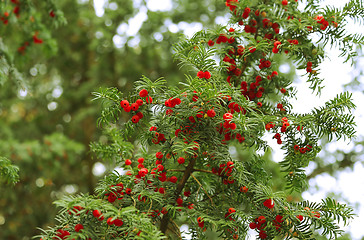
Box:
[0,0,363,239]
[0,0,227,239]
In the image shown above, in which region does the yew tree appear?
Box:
[37,0,363,239]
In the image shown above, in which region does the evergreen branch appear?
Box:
[0,157,19,185]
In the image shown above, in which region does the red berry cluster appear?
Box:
[1,11,9,25]
[105,182,124,203]
[197,70,212,79]
[149,126,166,144]
[293,144,313,154]
[249,216,267,239]
[240,75,265,100]
[120,89,152,124]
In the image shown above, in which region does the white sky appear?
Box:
[93,0,364,239]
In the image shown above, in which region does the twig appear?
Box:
[190,174,214,206]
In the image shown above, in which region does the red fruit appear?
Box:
[139,89,148,97]
[161,207,168,215]
[207,109,216,117]
[107,217,115,225]
[208,40,215,46]
[136,112,144,119]
[170,176,178,183]
[229,122,237,130]
[136,99,143,106]
[138,168,148,177]
[177,157,185,164]
[281,88,287,94]
[296,215,303,221]
[131,103,139,111]
[240,186,248,193]
[93,210,101,218]
[257,216,266,224]
[176,197,183,205]
[249,222,257,229]
[124,188,131,195]
[197,71,205,78]
[228,208,236,213]
[156,152,163,159]
[249,47,256,53]
[131,115,140,123]
[114,219,124,226]
[257,102,262,108]
[120,100,129,108]
[223,113,233,121]
[74,224,84,232]
[259,231,267,239]
[125,159,132,165]
[263,199,274,209]
[49,10,55,18]
[204,71,211,79]
[138,157,144,164]
[189,116,196,123]
[184,191,191,197]
[159,187,165,194]
[226,161,234,168]
[108,193,117,203]
[124,106,132,112]
[146,96,153,104]
[192,95,199,102]
[33,35,43,44]
[282,0,288,5]
[275,215,283,223]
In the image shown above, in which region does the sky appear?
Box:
[93,0,364,239]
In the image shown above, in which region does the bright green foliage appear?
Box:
[0,157,19,185]
[35,0,363,240]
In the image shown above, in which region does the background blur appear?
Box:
[0,0,363,239]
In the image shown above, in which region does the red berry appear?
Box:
[177,157,185,164]
[74,224,84,232]
[223,113,233,121]
[156,152,163,159]
[176,197,183,205]
[124,105,132,112]
[146,96,153,104]
[93,209,101,218]
[263,199,274,209]
[131,115,140,123]
[159,187,165,194]
[107,217,115,226]
[114,219,124,227]
[125,159,132,165]
[197,71,205,78]
[208,40,215,46]
[296,215,303,221]
[136,99,143,106]
[139,89,148,97]
[280,88,287,94]
[259,231,267,239]
[249,222,257,229]
[138,157,144,163]
[228,208,236,213]
[170,176,178,183]
[282,0,288,5]
[131,103,139,111]
[136,112,144,119]
[207,109,216,117]
[204,71,211,79]
[49,11,55,18]
[120,100,129,108]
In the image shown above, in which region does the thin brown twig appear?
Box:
[190,174,214,206]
